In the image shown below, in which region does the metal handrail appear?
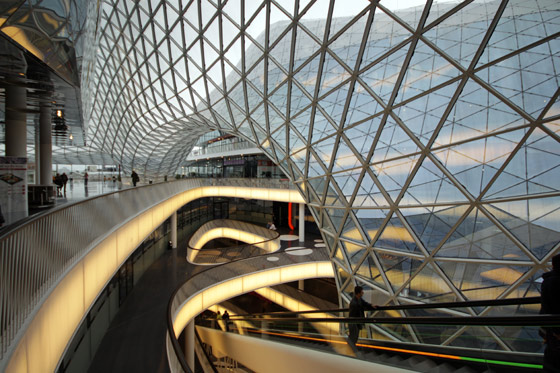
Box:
[0,178,297,362]
[232,296,542,317]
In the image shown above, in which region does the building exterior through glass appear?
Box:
[6,0,560,352]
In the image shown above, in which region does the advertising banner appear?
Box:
[0,156,28,226]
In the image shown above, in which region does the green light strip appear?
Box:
[461,356,542,369]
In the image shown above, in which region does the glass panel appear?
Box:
[437,207,530,261]
[373,212,421,254]
[371,114,419,164]
[372,153,421,202]
[487,197,560,260]
[401,205,468,253]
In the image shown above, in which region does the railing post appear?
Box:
[171,211,177,249]
[299,203,305,242]
[185,321,195,370]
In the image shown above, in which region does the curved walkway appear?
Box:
[89,229,325,372]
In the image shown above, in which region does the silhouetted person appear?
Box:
[54,173,63,197]
[541,254,560,372]
[131,170,139,187]
[61,173,68,194]
[84,172,89,186]
[223,310,230,331]
[348,285,377,350]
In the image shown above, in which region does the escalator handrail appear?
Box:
[223,313,560,327]
[230,296,541,318]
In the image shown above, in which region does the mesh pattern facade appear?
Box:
[88,0,560,350]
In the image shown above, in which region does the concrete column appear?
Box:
[299,203,305,243]
[171,211,177,248]
[39,104,52,185]
[185,321,195,371]
[5,85,27,157]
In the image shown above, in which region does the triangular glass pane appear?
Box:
[311,108,337,143]
[269,27,292,70]
[437,207,530,261]
[485,128,560,199]
[355,208,390,244]
[293,53,321,96]
[307,151,326,179]
[433,79,527,147]
[362,7,412,66]
[476,39,560,117]
[288,123,307,154]
[353,170,391,208]
[373,213,421,254]
[290,106,312,144]
[356,253,385,290]
[376,252,421,293]
[269,2,292,45]
[371,115,419,164]
[487,196,560,260]
[332,169,361,200]
[431,129,525,198]
[313,137,336,170]
[329,10,369,70]
[289,81,313,118]
[332,137,362,173]
[372,153,421,202]
[407,262,457,303]
[340,214,364,242]
[401,205,469,253]
[268,80,289,116]
[333,245,345,263]
[437,260,531,301]
[361,46,409,104]
[344,82,383,126]
[293,26,321,71]
[394,80,460,146]
[326,207,346,233]
[290,148,307,174]
[324,181,345,208]
[336,263,353,296]
[422,0,501,68]
[318,82,351,130]
[271,125,287,150]
[477,0,560,66]
[245,3,267,47]
[340,115,381,161]
[319,52,351,97]
[396,39,462,103]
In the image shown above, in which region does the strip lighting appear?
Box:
[245,329,543,370]
[288,203,294,230]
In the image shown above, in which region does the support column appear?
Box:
[171,211,177,249]
[39,103,52,185]
[5,85,27,157]
[299,203,305,243]
[185,321,195,371]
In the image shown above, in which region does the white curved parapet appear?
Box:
[187,219,281,263]
[1,179,304,373]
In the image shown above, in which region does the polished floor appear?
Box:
[87,227,323,372]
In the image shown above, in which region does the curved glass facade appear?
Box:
[84,0,560,348]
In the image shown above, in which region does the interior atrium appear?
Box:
[1,0,559,371]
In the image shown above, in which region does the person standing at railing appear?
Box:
[131,170,139,187]
[541,254,560,372]
[348,285,378,351]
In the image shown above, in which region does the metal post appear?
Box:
[171,211,177,248]
[5,85,27,157]
[39,103,52,185]
[185,321,195,371]
[299,203,305,242]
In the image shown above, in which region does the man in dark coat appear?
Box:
[348,285,377,350]
[541,254,560,372]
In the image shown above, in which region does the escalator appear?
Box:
[174,297,556,372]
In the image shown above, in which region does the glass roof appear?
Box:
[81,0,560,348]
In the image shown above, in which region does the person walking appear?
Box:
[223,310,230,332]
[84,172,89,186]
[61,173,68,194]
[348,285,377,351]
[131,170,139,187]
[541,254,560,372]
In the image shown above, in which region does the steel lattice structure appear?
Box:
[85,0,560,351]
